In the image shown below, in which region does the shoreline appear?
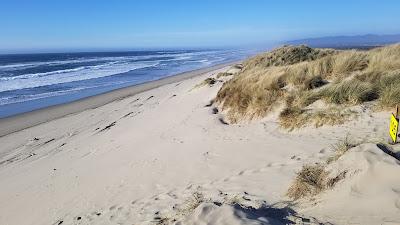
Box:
[0,61,239,137]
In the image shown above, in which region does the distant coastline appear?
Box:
[285,33,400,49]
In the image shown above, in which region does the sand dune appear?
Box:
[0,63,398,225]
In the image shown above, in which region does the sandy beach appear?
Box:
[1,62,400,225]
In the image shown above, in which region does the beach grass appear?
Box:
[215,44,400,128]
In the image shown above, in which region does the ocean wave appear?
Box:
[0,50,228,72]
[0,51,205,72]
[0,61,158,92]
[0,66,88,81]
[0,82,128,106]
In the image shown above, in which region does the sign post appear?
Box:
[389,105,399,144]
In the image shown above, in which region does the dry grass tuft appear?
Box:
[311,108,355,127]
[287,136,359,200]
[327,136,359,164]
[194,77,217,89]
[287,164,328,200]
[216,67,286,122]
[154,192,205,224]
[379,84,400,109]
[376,70,400,109]
[331,50,369,78]
[279,106,355,130]
[318,79,378,105]
[180,192,205,215]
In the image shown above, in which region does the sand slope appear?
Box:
[0,65,398,225]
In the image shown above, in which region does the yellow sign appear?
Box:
[390,113,399,143]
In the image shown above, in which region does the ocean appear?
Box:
[0,49,252,118]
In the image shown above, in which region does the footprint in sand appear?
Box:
[130,98,140,104]
[395,199,400,209]
[92,211,102,216]
[211,107,219,114]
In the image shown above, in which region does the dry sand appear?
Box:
[0,64,399,225]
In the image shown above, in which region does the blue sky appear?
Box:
[1,0,400,53]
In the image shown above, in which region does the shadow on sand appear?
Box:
[377,143,400,161]
[231,202,333,225]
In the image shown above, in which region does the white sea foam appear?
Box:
[0,81,130,106]
[0,61,158,92]
[0,51,209,71]
[0,49,247,108]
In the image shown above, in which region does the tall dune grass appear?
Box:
[215,44,400,128]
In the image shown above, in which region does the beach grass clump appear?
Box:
[288,136,360,200]
[310,107,355,127]
[179,192,205,216]
[282,56,334,87]
[367,44,400,72]
[327,136,359,164]
[287,162,349,200]
[318,79,378,105]
[330,50,369,78]
[376,70,400,109]
[216,67,286,122]
[285,89,322,109]
[278,106,307,130]
[378,84,400,109]
[194,77,217,89]
[287,164,328,200]
[279,105,354,130]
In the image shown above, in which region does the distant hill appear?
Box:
[285,34,400,49]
